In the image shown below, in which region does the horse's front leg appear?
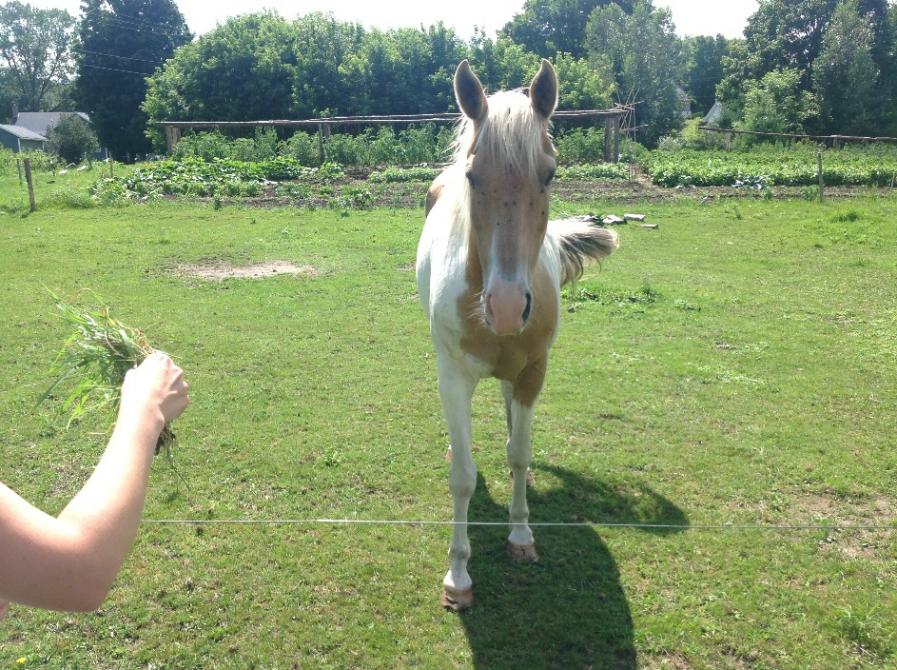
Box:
[506,363,545,562]
[437,356,477,610]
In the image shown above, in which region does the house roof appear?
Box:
[704,101,725,126]
[0,124,48,141]
[13,112,91,135]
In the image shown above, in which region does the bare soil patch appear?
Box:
[174,260,317,281]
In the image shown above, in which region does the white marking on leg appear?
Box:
[507,399,535,547]
[437,357,477,594]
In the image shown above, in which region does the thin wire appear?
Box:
[82,48,165,65]
[80,63,155,77]
[142,518,897,531]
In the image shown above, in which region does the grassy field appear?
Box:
[1,184,896,669]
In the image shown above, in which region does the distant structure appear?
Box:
[0,123,48,153]
[14,112,92,137]
[703,101,726,126]
[0,112,107,158]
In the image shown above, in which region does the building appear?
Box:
[0,123,48,153]
[0,112,107,159]
[13,111,92,137]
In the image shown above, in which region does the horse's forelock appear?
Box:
[452,90,550,178]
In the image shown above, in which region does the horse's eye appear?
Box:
[545,169,556,186]
[466,170,478,188]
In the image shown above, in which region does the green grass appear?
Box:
[1,189,896,668]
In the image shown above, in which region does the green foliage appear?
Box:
[813,1,880,136]
[683,35,730,115]
[0,1,76,111]
[77,0,192,160]
[585,0,685,147]
[642,145,897,187]
[46,115,99,164]
[554,127,607,162]
[738,69,819,137]
[556,163,628,180]
[718,0,896,135]
[43,296,174,453]
[368,166,440,183]
[19,149,61,172]
[501,0,632,58]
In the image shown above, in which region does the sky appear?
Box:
[31,0,760,40]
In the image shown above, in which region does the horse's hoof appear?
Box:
[507,542,539,562]
[441,586,473,611]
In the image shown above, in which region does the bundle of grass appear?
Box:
[43,295,176,457]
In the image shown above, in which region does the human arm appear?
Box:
[0,353,188,613]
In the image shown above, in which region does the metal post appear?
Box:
[23,158,36,212]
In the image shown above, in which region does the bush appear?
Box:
[47,116,100,164]
[554,128,607,163]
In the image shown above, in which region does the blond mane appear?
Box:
[452,90,551,178]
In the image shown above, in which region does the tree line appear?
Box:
[1,0,896,159]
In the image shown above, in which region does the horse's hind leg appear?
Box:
[438,358,477,610]
[502,381,534,488]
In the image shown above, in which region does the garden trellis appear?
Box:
[158,107,633,163]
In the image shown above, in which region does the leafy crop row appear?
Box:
[642,146,897,187]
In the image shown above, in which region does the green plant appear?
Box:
[42,296,175,455]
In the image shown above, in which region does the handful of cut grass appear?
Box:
[43,296,175,456]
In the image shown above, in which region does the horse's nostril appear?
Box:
[522,292,533,323]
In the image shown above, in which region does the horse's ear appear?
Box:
[454,60,488,122]
[530,59,558,119]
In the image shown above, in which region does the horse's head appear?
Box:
[454,59,558,336]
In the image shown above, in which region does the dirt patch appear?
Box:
[796,492,896,560]
[174,261,317,281]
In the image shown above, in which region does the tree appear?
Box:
[684,35,729,115]
[718,0,895,128]
[0,2,77,112]
[76,0,191,160]
[47,114,99,163]
[502,0,633,58]
[739,68,818,135]
[813,1,879,135]
[586,0,685,147]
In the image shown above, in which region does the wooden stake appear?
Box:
[23,158,36,212]
[817,149,824,203]
[108,158,114,178]
[16,158,22,185]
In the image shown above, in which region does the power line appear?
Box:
[81,48,165,65]
[80,62,155,77]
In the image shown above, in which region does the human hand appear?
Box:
[119,352,189,426]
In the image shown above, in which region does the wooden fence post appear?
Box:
[612,116,621,163]
[108,157,114,178]
[16,158,22,185]
[317,123,326,164]
[23,158,36,212]
[603,118,613,162]
[817,149,824,203]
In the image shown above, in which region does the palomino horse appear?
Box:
[416,59,619,610]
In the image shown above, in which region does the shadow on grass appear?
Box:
[458,465,688,669]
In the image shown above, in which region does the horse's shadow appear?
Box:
[458,465,688,669]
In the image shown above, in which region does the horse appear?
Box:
[415,59,619,610]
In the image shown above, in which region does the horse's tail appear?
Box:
[547,217,619,287]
